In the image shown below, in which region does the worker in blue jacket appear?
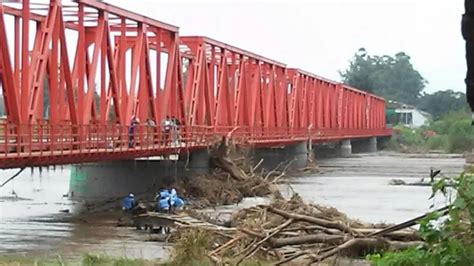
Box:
[156,189,171,213]
[169,188,185,210]
[121,193,136,212]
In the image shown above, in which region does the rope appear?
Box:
[0,167,26,188]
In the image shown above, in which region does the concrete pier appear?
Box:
[352,137,378,153]
[368,137,378,153]
[69,149,211,199]
[288,142,309,169]
[340,140,352,157]
[252,142,309,171]
[187,149,211,175]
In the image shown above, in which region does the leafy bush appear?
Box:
[447,120,474,153]
[367,248,427,266]
[430,110,469,135]
[395,126,425,146]
[426,135,448,151]
[367,172,474,265]
[167,229,212,266]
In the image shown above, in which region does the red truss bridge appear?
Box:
[0,0,391,169]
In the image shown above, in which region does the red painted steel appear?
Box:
[0,1,391,169]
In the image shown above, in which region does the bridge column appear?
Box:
[351,137,378,153]
[187,149,210,175]
[287,142,309,169]
[368,137,378,153]
[252,147,286,171]
[69,159,190,200]
[339,140,352,157]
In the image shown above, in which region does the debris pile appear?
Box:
[181,194,423,265]
[169,137,288,207]
[135,136,423,264]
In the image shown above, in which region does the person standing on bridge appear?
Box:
[161,116,172,146]
[128,115,140,148]
[145,118,156,146]
[170,116,182,147]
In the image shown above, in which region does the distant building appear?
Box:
[386,100,431,128]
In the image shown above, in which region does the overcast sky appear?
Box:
[105,0,466,94]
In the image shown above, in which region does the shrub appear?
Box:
[167,229,212,266]
[447,119,474,153]
[426,135,448,151]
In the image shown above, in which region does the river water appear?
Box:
[0,152,465,259]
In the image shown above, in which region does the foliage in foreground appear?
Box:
[389,110,474,153]
[164,229,212,266]
[367,172,474,266]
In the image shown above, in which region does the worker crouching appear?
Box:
[156,188,185,214]
[156,189,171,213]
[121,193,136,213]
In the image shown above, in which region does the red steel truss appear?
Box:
[0,1,390,169]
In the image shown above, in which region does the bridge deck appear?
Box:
[0,124,391,168]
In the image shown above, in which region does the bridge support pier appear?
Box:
[69,161,172,200]
[339,140,352,157]
[187,149,211,175]
[253,147,286,171]
[252,142,309,172]
[351,137,378,153]
[288,142,309,169]
[69,150,212,200]
[368,137,378,153]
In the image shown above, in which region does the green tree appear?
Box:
[418,90,468,120]
[340,48,426,105]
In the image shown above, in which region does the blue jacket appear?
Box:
[159,190,170,198]
[122,196,135,210]
[172,197,185,208]
[157,197,170,211]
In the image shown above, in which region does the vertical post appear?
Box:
[21,0,30,124]
[155,28,161,122]
[14,16,20,89]
[77,3,85,146]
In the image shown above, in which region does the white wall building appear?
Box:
[394,107,431,128]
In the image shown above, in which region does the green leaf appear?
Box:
[453,198,466,209]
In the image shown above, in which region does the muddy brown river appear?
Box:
[0,152,465,259]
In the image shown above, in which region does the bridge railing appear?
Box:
[0,122,391,158]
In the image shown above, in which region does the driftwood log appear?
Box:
[211,136,249,181]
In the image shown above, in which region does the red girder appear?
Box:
[0,1,391,169]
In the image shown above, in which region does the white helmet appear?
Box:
[129,193,134,198]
